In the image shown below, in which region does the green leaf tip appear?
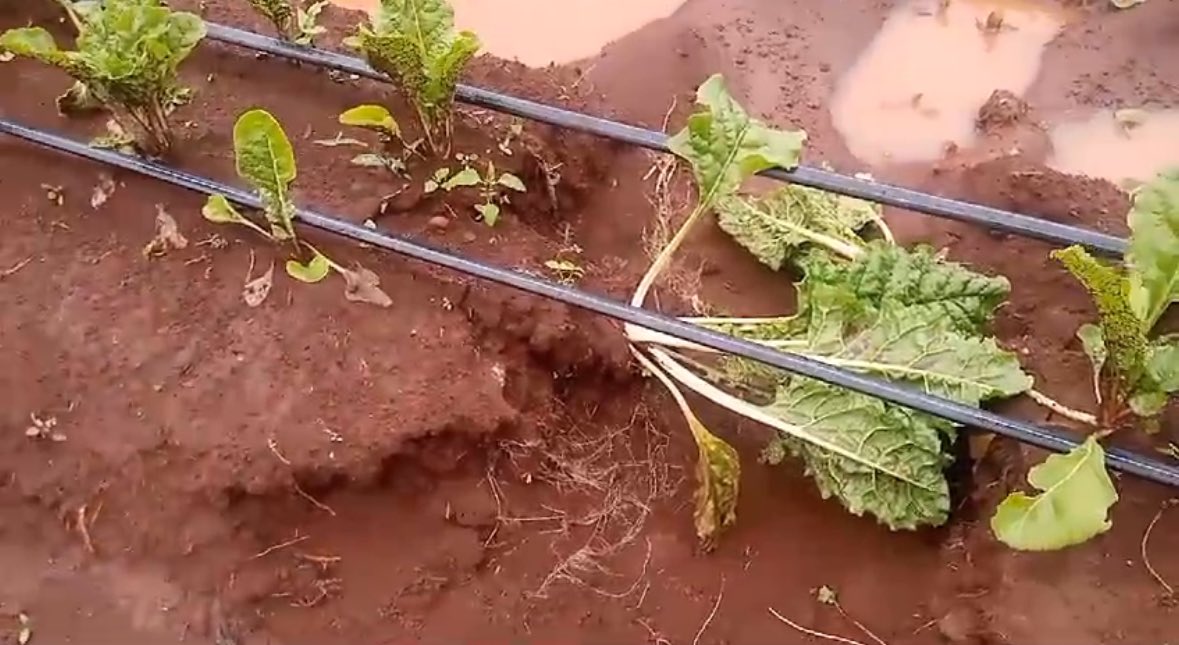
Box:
[991,436,1117,551]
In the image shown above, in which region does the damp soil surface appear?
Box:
[1,0,1178,644]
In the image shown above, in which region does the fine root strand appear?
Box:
[1141,500,1175,597]
[768,607,871,645]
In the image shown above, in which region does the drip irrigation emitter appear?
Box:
[204,21,1129,258]
[2,117,1175,490]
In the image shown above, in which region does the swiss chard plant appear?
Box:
[203,109,392,307]
[344,0,479,155]
[992,169,1179,551]
[627,75,1033,545]
[247,0,328,46]
[1,0,205,155]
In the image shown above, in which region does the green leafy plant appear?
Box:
[992,169,1179,551]
[316,104,424,176]
[203,109,392,307]
[1,0,205,155]
[345,0,480,155]
[626,74,1031,544]
[424,156,525,226]
[247,0,328,46]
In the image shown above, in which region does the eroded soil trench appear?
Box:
[1,0,1177,643]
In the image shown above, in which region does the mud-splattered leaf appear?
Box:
[497,172,526,192]
[143,204,188,258]
[286,249,331,283]
[1125,169,1179,330]
[715,185,877,269]
[339,104,401,137]
[991,435,1117,551]
[667,74,805,207]
[234,108,296,239]
[341,264,392,307]
[243,261,275,307]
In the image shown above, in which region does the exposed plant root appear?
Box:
[692,576,725,645]
[1141,500,1175,598]
[768,607,871,645]
[640,153,708,315]
[293,480,336,517]
[251,533,309,560]
[1026,389,1098,426]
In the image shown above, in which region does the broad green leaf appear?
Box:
[286,251,331,283]
[475,202,500,226]
[233,109,296,239]
[800,242,1011,333]
[1126,169,1179,330]
[991,436,1117,550]
[349,0,480,150]
[765,380,951,530]
[442,167,480,190]
[339,104,401,137]
[1148,339,1179,392]
[715,185,878,269]
[497,172,526,192]
[667,74,805,208]
[1077,324,1107,381]
[1053,246,1149,390]
[0,27,68,64]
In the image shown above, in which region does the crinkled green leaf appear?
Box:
[1126,169,1179,330]
[1077,323,1107,384]
[286,250,331,283]
[764,380,951,530]
[800,242,1011,333]
[667,74,805,208]
[294,0,329,45]
[715,185,877,269]
[349,0,480,149]
[233,109,297,240]
[339,104,401,138]
[991,436,1117,551]
[248,0,295,40]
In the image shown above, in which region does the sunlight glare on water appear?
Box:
[831,0,1065,166]
[330,0,687,67]
[1048,110,1179,187]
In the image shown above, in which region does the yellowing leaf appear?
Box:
[991,436,1117,551]
[286,250,331,283]
[202,194,272,239]
[339,104,401,137]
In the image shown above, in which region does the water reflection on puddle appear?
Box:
[1048,110,1179,187]
[831,0,1064,166]
[330,0,686,67]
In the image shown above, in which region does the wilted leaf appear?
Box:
[716,185,878,268]
[443,167,480,190]
[57,80,102,115]
[233,109,296,239]
[475,202,500,226]
[143,204,188,258]
[690,412,740,547]
[497,172,526,192]
[1125,169,1179,330]
[90,173,115,209]
[991,435,1117,550]
[286,249,331,283]
[339,104,401,137]
[350,153,391,168]
[1148,339,1179,392]
[243,261,275,307]
[667,74,806,208]
[341,264,393,307]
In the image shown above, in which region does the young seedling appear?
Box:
[247,0,328,46]
[992,169,1179,551]
[626,75,1031,545]
[1,0,205,155]
[345,0,480,155]
[317,104,424,177]
[202,109,393,307]
[423,157,525,226]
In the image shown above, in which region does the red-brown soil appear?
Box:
[1,1,1177,644]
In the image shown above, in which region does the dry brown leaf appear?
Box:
[243,261,275,308]
[341,264,392,307]
[143,205,189,258]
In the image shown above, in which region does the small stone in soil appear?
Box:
[462,232,478,243]
[428,216,450,231]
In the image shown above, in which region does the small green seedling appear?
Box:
[202,109,392,307]
[1,0,205,155]
[317,104,424,177]
[424,157,525,226]
[247,0,328,46]
[346,0,480,155]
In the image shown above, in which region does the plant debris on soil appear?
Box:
[0,0,1177,644]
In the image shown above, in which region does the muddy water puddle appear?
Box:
[832,0,1065,166]
[1048,110,1179,187]
[330,0,686,67]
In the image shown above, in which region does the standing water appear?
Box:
[1048,110,1179,187]
[831,0,1064,166]
[330,0,687,67]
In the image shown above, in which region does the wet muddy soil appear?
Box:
[1,0,1177,644]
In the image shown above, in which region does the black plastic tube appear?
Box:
[204,22,1129,257]
[2,118,1175,489]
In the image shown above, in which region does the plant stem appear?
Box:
[632,200,708,307]
[1026,389,1098,426]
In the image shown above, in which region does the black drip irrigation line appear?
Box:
[2,118,1176,490]
[205,22,1130,258]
